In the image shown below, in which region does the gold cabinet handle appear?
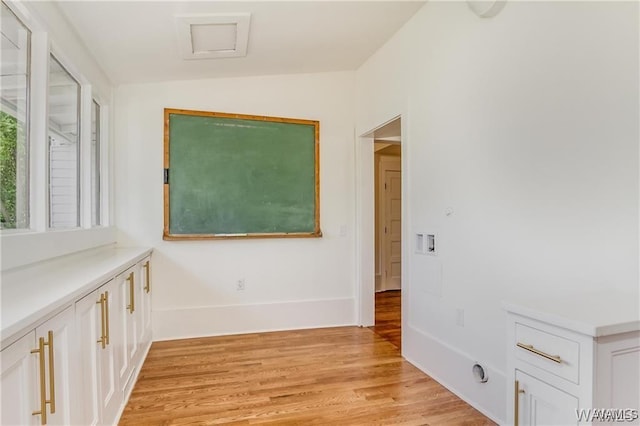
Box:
[30,331,56,423]
[126,272,135,314]
[516,342,562,363]
[514,380,525,426]
[46,330,55,414]
[143,261,150,293]
[96,293,106,349]
[104,291,110,345]
[31,337,47,425]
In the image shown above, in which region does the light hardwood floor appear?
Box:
[120,325,495,425]
[369,290,402,348]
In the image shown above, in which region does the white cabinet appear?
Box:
[506,309,640,426]
[1,332,38,425]
[139,257,152,353]
[98,282,120,424]
[76,279,120,426]
[115,258,152,400]
[1,248,153,426]
[76,258,153,425]
[595,333,640,412]
[515,370,579,426]
[76,288,101,425]
[116,265,140,397]
[35,307,76,425]
[0,307,76,426]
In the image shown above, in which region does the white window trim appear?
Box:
[0,3,31,231]
[48,49,83,230]
[30,30,48,233]
[88,94,111,228]
[80,84,93,228]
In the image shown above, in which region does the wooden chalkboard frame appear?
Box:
[163,108,321,240]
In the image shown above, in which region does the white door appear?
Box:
[378,155,401,292]
[515,370,579,426]
[1,332,38,425]
[384,169,402,290]
[35,306,76,425]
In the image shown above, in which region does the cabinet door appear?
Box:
[1,332,38,426]
[99,279,121,425]
[595,331,640,412]
[515,370,579,426]
[35,306,76,426]
[134,262,146,363]
[116,266,137,393]
[75,280,121,426]
[139,258,152,350]
[76,290,101,425]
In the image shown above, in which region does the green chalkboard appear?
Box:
[163,109,321,240]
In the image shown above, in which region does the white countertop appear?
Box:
[1,245,152,349]
[503,290,640,338]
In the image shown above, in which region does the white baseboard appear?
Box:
[404,324,506,425]
[152,298,355,341]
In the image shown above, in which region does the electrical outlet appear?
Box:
[456,309,464,327]
[236,278,245,291]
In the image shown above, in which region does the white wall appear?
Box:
[356,2,639,423]
[24,1,112,101]
[114,71,357,340]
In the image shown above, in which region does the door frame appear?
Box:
[355,114,406,329]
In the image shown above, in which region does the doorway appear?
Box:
[376,148,401,292]
[361,118,402,349]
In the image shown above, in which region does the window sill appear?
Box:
[0,226,117,271]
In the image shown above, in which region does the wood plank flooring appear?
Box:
[120,326,495,425]
[369,290,402,348]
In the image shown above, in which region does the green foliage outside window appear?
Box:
[0,110,19,228]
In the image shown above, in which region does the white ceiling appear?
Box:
[55,1,425,85]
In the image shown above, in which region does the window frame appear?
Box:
[47,52,82,230]
[0,0,114,271]
[86,93,109,229]
[0,1,32,231]
[90,99,101,227]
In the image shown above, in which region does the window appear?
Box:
[48,55,80,228]
[91,100,100,226]
[0,0,114,269]
[0,3,30,229]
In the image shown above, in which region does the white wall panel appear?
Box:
[114,71,357,337]
[356,2,639,422]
